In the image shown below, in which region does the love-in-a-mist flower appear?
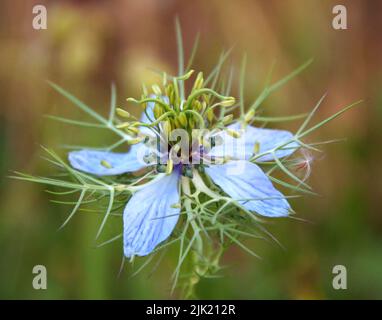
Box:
[12,23,359,296]
[68,70,300,258]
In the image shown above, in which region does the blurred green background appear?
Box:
[1,0,381,299]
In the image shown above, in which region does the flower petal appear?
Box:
[205,160,291,217]
[240,125,299,162]
[209,122,299,162]
[68,148,148,176]
[123,170,180,257]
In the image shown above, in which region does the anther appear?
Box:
[100,160,112,169]
[116,122,130,129]
[207,109,214,122]
[166,159,174,175]
[193,72,204,91]
[226,129,241,138]
[116,108,131,118]
[125,127,140,135]
[222,114,233,125]
[178,113,188,127]
[253,141,260,154]
[221,97,236,107]
[127,137,144,145]
[153,104,163,119]
[244,109,255,123]
[152,84,162,96]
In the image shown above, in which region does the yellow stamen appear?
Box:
[166,159,174,175]
[226,129,241,138]
[207,109,214,122]
[153,103,163,119]
[222,114,233,125]
[128,137,144,145]
[116,108,131,118]
[178,113,188,127]
[116,122,130,129]
[100,160,112,168]
[253,141,260,154]
[221,97,236,107]
[152,84,162,96]
[244,109,255,123]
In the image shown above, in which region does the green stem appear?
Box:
[181,177,203,253]
[127,97,173,113]
[180,176,204,298]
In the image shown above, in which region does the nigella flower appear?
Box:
[11,20,360,296]
[68,89,299,258]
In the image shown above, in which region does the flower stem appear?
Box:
[181,176,203,298]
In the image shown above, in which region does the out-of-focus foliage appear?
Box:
[0,0,381,299]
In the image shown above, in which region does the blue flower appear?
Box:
[68,101,299,258]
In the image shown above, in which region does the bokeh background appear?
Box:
[1,0,381,299]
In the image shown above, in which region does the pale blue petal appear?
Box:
[205,161,291,217]
[68,148,149,176]
[209,122,299,162]
[123,170,180,257]
[238,124,299,162]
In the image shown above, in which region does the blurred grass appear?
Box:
[0,0,382,299]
